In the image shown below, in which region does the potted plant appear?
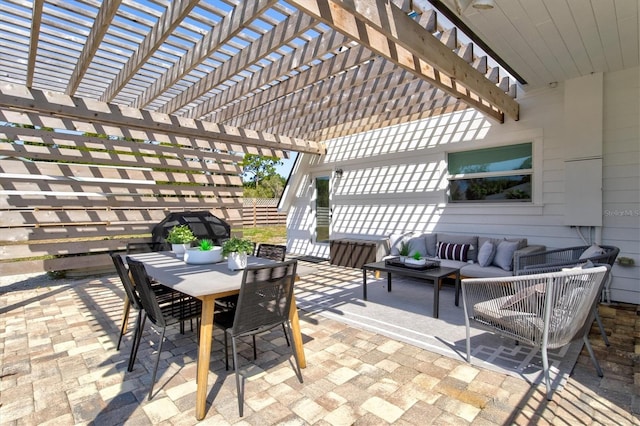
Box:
[222,237,254,270]
[166,224,197,256]
[399,240,410,262]
[184,239,223,264]
[405,251,426,266]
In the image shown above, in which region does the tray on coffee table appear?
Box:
[384,258,440,270]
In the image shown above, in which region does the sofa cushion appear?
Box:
[460,263,513,278]
[493,240,521,271]
[477,241,496,267]
[437,242,471,262]
[431,258,467,270]
[408,235,428,257]
[478,237,528,251]
[389,233,412,255]
[424,233,437,257]
[389,234,404,256]
[501,283,546,312]
[437,234,478,261]
[579,244,605,260]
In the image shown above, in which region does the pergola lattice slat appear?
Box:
[0,85,324,155]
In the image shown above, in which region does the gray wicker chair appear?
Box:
[515,244,619,345]
[255,243,287,261]
[111,252,179,351]
[514,245,619,275]
[461,265,610,399]
[227,260,303,417]
[216,243,290,370]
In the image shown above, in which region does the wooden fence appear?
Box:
[0,107,286,276]
[242,198,287,227]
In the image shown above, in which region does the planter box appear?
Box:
[172,243,191,256]
[184,247,223,264]
[227,252,248,270]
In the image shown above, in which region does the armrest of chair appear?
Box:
[514,245,585,275]
[513,244,546,272]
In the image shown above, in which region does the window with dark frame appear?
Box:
[447,143,533,203]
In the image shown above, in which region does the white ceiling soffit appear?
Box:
[5,1,631,144]
[438,0,639,90]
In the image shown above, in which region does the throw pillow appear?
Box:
[579,244,605,260]
[408,236,427,257]
[437,242,471,262]
[477,242,496,267]
[501,283,546,314]
[562,260,595,271]
[389,233,408,256]
[492,240,520,271]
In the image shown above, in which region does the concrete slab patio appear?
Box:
[1,261,638,425]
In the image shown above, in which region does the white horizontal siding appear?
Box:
[602,67,640,303]
[286,67,640,305]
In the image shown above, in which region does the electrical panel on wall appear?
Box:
[563,158,603,226]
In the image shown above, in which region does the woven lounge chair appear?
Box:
[461,265,610,399]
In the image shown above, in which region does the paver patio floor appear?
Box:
[1,261,638,425]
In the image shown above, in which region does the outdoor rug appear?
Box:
[294,264,584,391]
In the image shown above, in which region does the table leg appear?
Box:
[362,269,368,300]
[196,296,215,421]
[433,278,440,318]
[288,295,307,368]
[120,294,130,340]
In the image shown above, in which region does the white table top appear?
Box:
[125,251,316,298]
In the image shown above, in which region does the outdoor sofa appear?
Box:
[387,232,546,278]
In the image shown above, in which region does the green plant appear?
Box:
[412,251,422,260]
[165,225,197,244]
[399,241,410,257]
[222,237,254,256]
[197,239,214,251]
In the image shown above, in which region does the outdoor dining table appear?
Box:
[125,251,308,420]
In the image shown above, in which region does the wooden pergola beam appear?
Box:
[26,0,44,88]
[288,0,519,122]
[193,30,357,121]
[0,84,324,155]
[163,10,317,115]
[99,0,199,102]
[66,0,122,96]
[133,0,278,109]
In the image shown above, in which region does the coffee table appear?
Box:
[361,260,461,318]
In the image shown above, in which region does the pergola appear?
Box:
[0,0,521,275]
[1,0,519,137]
[1,0,635,275]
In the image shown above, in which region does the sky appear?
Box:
[276,152,297,178]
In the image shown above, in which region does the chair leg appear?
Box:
[594,309,610,346]
[583,335,604,377]
[541,344,552,400]
[282,324,290,347]
[128,312,146,372]
[464,322,471,363]
[231,336,245,417]
[252,335,257,360]
[224,331,229,371]
[148,327,166,400]
[117,299,131,350]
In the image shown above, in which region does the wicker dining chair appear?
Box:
[126,258,203,400]
[111,253,178,351]
[215,243,290,368]
[226,260,303,416]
